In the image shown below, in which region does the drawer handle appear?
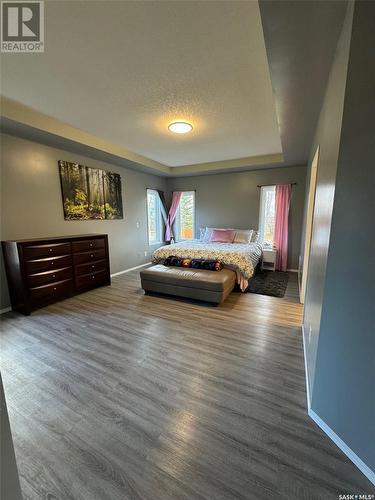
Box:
[91,265,95,269]
[51,261,54,265]
[53,287,57,291]
[92,275,95,279]
[49,248,53,252]
[89,243,93,247]
[90,254,94,258]
[52,274,56,278]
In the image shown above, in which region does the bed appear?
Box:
[152,239,262,291]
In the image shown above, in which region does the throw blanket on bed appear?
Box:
[152,240,262,291]
[163,256,224,271]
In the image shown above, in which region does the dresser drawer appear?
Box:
[26,255,72,274]
[23,242,71,260]
[30,279,73,303]
[73,249,106,265]
[2,234,109,315]
[75,269,108,289]
[27,267,73,288]
[72,238,105,253]
[75,259,106,276]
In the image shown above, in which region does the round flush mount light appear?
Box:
[168,121,193,134]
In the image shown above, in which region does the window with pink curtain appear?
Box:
[165,191,182,242]
[274,184,292,271]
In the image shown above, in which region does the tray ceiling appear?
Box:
[1,1,282,172]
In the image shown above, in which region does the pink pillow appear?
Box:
[210,229,236,243]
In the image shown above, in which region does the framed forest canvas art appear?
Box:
[58,161,123,220]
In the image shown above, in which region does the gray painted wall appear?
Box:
[167,166,306,270]
[0,133,167,310]
[302,2,353,397]
[0,376,22,500]
[303,0,375,476]
[0,135,306,311]
[311,0,375,473]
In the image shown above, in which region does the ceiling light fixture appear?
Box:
[168,121,193,134]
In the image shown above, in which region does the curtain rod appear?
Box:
[257,182,297,188]
[146,189,197,192]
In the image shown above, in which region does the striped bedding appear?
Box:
[152,240,262,291]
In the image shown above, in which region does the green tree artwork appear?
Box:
[58,161,123,220]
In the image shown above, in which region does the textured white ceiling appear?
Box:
[1,1,282,168]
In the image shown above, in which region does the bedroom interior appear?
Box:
[0,1,374,499]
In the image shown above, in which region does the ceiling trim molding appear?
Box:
[0,97,170,174]
[1,97,284,176]
[173,153,284,176]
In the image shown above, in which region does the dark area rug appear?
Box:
[247,270,289,297]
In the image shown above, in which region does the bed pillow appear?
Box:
[250,230,260,243]
[233,229,253,244]
[202,227,223,242]
[210,229,236,243]
[191,259,224,271]
[163,256,192,267]
[202,227,214,242]
[199,227,207,241]
[163,255,223,271]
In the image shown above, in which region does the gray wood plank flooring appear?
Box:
[1,270,373,499]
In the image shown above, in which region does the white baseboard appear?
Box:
[0,265,151,312]
[308,408,375,486]
[301,324,311,410]
[301,327,375,486]
[287,268,299,273]
[111,262,151,277]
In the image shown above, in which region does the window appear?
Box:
[259,185,276,245]
[176,191,195,241]
[147,189,163,245]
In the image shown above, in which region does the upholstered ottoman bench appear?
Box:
[140,265,236,304]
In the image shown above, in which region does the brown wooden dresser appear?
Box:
[2,234,111,315]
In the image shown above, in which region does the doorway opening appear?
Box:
[300,146,319,304]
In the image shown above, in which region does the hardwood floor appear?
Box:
[1,270,373,499]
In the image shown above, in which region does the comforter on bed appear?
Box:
[152,240,262,291]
